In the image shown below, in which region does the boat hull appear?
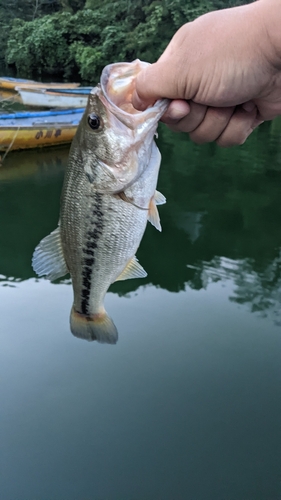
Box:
[0,125,78,151]
[0,109,84,151]
[0,77,80,91]
[17,88,89,108]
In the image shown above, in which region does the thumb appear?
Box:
[132,61,174,111]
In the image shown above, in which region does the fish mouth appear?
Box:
[99,60,169,130]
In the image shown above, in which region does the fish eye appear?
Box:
[88,113,100,130]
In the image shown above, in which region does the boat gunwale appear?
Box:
[16,87,91,96]
[0,122,81,129]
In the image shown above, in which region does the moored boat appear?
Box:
[0,89,22,103]
[16,86,92,108]
[0,108,84,152]
[0,77,80,91]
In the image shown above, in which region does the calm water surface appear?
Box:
[1,123,281,500]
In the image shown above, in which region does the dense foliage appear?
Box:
[1,0,248,83]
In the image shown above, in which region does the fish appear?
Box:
[32,59,169,344]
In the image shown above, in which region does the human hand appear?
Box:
[132,0,281,146]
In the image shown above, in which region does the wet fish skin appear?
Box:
[61,163,152,343]
[32,60,169,344]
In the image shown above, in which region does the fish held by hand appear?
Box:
[32,60,169,344]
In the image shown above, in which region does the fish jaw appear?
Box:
[72,60,169,194]
[100,59,169,134]
[100,60,169,164]
[72,88,145,193]
[82,60,169,192]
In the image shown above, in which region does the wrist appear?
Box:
[254,0,281,69]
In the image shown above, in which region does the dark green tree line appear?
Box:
[1,0,249,82]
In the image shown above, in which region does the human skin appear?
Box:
[132,0,281,146]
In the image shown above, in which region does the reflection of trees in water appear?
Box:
[1,122,281,324]
[231,256,281,325]
[0,148,67,281]
[189,254,281,325]
[139,121,281,322]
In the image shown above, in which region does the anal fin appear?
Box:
[115,256,147,282]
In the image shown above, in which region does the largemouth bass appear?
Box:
[32,60,169,344]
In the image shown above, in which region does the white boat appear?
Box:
[16,86,92,108]
[0,76,80,91]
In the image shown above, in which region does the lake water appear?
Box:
[1,122,281,500]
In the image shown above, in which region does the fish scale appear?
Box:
[80,192,104,315]
[70,194,147,315]
[32,60,169,344]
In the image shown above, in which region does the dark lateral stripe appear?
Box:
[82,248,94,256]
[80,192,104,315]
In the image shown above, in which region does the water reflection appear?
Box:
[2,121,281,500]
[1,121,281,324]
[0,147,68,280]
[191,255,281,325]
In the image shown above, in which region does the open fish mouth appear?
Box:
[99,59,169,130]
[101,59,147,115]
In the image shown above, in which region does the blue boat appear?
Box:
[48,87,93,95]
[0,108,84,152]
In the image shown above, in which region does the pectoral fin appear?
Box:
[154,190,166,205]
[32,226,68,281]
[148,197,162,232]
[115,256,147,282]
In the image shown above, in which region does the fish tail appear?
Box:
[70,306,118,344]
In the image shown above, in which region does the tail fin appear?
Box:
[70,307,118,344]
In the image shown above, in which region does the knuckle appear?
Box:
[190,125,219,144]
[208,107,232,123]
[175,117,202,134]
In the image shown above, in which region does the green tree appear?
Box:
[3,0,250,80]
